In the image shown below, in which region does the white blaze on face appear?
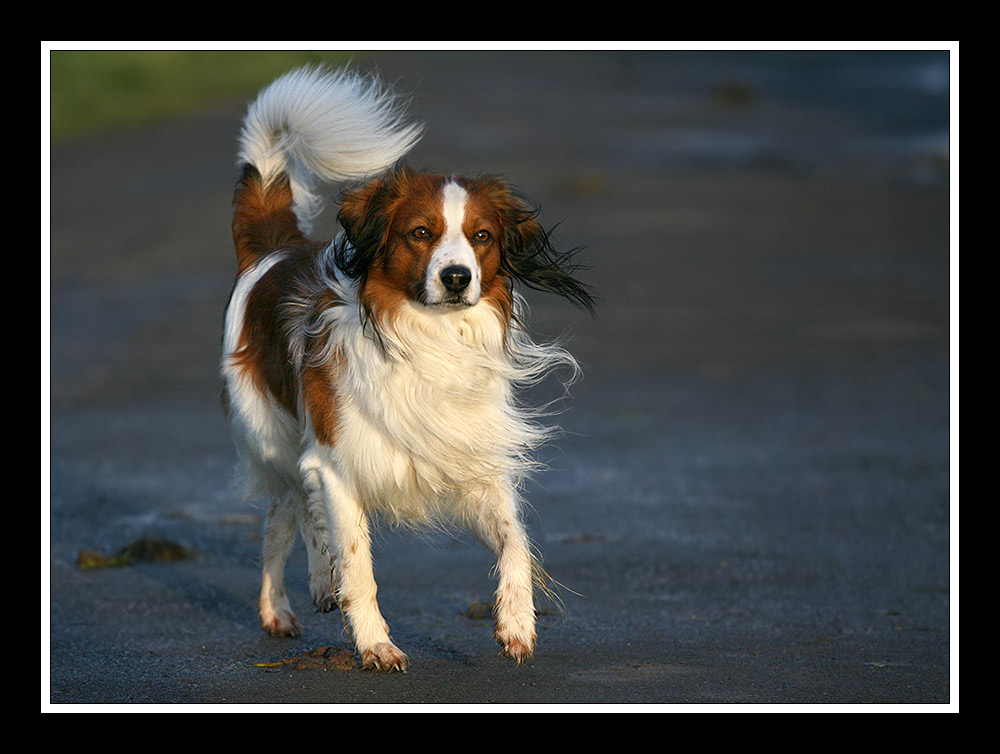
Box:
[425,181,481,306]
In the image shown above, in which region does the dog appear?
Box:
[221,66,593,671]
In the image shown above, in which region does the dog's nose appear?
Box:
[440,265,472,293]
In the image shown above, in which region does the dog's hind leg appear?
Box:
[259,494,303,637]
[302,487,338,613]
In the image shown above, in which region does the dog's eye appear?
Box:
[411,226,431,239]
[472,230,492,243]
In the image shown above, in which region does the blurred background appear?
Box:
[46,46,953,706]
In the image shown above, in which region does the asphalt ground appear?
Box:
[47,49,954,708]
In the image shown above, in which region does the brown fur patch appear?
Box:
[301,340,343,447]
[232,165,309,274]
[229,248,318,417]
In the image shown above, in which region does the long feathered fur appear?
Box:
[283,244,582,523]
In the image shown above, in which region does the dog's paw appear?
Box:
[359,642,409,672]
[496,627,535,664]
[500,638,534,664]
[260,608,303,638]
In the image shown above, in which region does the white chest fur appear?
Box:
[318,300,539,521]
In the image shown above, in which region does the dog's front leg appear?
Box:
[471,482,537,663]
[299,450,409,672]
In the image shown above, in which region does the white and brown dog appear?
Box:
[222,66,592,671]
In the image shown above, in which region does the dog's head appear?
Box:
[334,167,593,324]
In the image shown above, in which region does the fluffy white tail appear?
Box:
[237,65,423,234]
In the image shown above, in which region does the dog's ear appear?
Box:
[335,176,396,280]
[487,180,595,314]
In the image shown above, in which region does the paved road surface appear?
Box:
[48,50,953,707]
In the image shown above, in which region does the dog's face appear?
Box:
[337,170,527,316]
[390,179,495,308]
[336,167,594,322]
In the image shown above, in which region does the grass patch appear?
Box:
[48,49,359,144]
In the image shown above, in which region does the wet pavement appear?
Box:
[47,50,953,707]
